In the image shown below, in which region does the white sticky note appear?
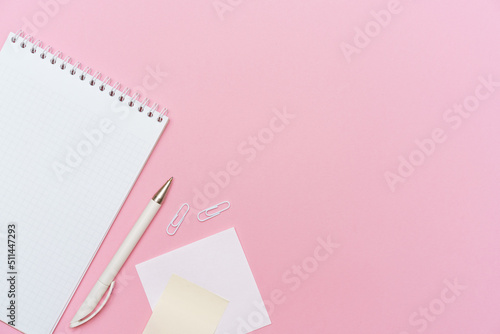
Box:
[136,228,271,334]
[143,274,229,334]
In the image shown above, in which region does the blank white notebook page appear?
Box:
[0,32,167,334]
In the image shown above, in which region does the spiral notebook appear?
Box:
[0,32,168,334]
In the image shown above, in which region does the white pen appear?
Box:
[70,177,173,328]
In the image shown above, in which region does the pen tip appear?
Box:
[152,177,173,204]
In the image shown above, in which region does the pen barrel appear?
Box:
[99,199,161,285]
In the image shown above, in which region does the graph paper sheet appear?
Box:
[0,32,167,334]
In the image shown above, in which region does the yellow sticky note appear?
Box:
[143,274,229,334]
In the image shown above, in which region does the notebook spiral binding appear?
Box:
[10,30,169,123]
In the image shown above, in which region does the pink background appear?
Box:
[2,0,500,333]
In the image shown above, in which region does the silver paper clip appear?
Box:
[197,201,231,222]
[167,203,190,235]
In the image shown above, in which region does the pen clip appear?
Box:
[70,281,115,328]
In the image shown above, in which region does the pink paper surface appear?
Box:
[1,1,500,333]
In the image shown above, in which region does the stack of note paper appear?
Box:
[136,228,271,334]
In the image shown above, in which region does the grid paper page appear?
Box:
[0,33,167,334]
